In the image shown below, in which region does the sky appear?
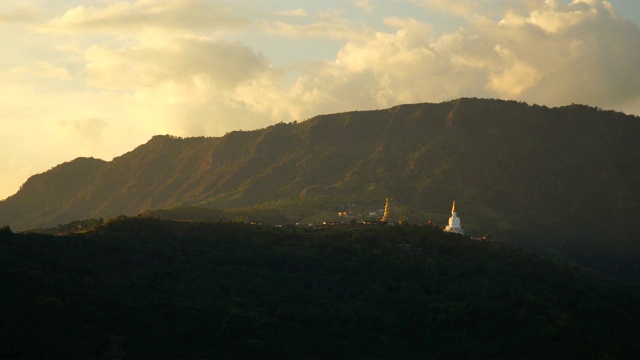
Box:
[1,0,640,200]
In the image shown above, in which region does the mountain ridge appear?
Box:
[3,98,639,222]
[3,98,639,228]
[1,97,640,281]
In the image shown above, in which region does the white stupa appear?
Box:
[444,200,464,234]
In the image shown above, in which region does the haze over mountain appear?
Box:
[2,97,639,280]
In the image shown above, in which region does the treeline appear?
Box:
[25,218,104,235]
[1,218,639,358]
[142,205,294,225]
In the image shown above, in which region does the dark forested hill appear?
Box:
[1,219,639,358]
[1,98,640,280]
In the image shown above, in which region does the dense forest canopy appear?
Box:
[1,218,639,358]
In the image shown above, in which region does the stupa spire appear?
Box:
[444,200,464,234]
[380,198,393,223]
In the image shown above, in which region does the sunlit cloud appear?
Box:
[84,36,276,135]
[263,21,364,40]
[262,11,366,40]
[79,0,640,132]
[9,61,71,80]
[354,0,374,12]
[486,45,541,97]
[499,0,601,33]
[274,9,308,18]
[57,118,109,151]
[47,0,249,32]
[278,0,640,114]
[85,38,268,89]
[0,5,39,24]
[413,0,488,19]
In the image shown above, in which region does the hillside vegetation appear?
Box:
[1,98,640,281]
[1,219,639,358]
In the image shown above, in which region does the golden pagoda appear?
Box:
[380,198,393,223]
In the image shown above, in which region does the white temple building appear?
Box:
[444,201,464,235]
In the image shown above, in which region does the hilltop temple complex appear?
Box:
[444,201,464,234]
[331,198,464,230]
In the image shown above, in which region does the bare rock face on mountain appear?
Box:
[1,98,640,280]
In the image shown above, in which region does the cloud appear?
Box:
[57,118,109,151]
[9,61,70,80]
[84,36,277,135]
[489,0,640,106]
[354,0,374,12]
[86,38,268,89]
[0,5,38,24]
[275,9,308,17]
[283,22,473,112]
[87,0,640,134]
[263,21,364,40]
[499,0,601,33]
[48,0,248,32]
[49,118,113,156]
[43,0,640,141]
[273,0,640,116]
[414,0,487,19]
[486,45,541,97]
[263,11,366,40]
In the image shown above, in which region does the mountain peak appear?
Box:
[1,98,639,240]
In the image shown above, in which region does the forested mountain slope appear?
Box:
[1,220,639,358]
[1,98,639,280]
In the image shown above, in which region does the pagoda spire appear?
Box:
[380,198,393,223]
